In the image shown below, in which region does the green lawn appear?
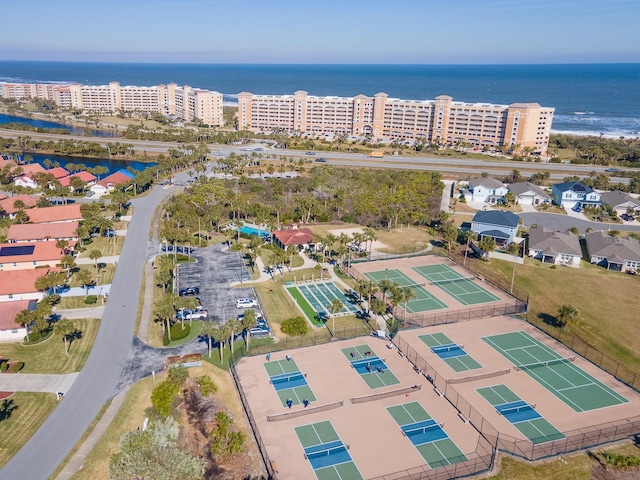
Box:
[0,318,100,374]
[0,393,58,469]
[77,236,124,258]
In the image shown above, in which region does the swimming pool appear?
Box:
[238,225,270,238]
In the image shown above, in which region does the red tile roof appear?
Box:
[59,171,97,187]
[99,170,133,187]
[14,163,46,175]
[0,195,39,214]
[47,167,70,180]
[0,242,67,264]
[25,204,82,224]
[273,228,314,246]
[7,221,80,242]
[0,300,34,331]
[0,268,60,295]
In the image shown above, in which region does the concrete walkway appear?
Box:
[137,259,155,343]
[75,255,120,265]
[53,306,105,319]
[0,373,79,394]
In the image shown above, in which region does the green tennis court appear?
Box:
[341,345,400,389]
[287,281,359,326]
[412,264,500,305]
[387,402,468,468]
[294,420,364,480]
[264,358,317,407]
[482,331,629,412]
[477,384,565,444]
[365,268,448,312]
[419,332,482,372]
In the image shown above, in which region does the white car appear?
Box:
[176,307,208,320]
[235,298,259,309]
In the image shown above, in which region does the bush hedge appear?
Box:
[281,316,309,336]
[84,295,97,304]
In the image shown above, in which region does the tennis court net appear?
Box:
[432,343,464,353]
[270,372,305,384]
[403,422,444,437]
[351,356,381,367]
[498,403,536,416]
[430,276,475,286]
[304,444,349,459]
[514,356,575,371]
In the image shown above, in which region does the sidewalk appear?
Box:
[0,372,78,393]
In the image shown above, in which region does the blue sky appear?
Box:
[1,0,639,63]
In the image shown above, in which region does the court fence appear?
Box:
[393,335,640,463]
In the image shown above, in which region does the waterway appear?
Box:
[0,113,114,137]
[22,153,155,176]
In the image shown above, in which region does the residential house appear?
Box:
[25,204,83,224]
[97,169,135,191]
[0,268,58,302]
[551,181,600,209]
[600,191,640,217]
[0,300,35,342]
[471,210,520,246]
[47,166,70,181]
[14,175,38,189]
[0,242,69,271]
[508,182,552,206]
[13,163,46,177]
[272,228,315,251]
[528,227,582,267]
[0,195,39,216]
[7,221,80,243]
[467,177,508,204]
[585,231,640,273]
[59,171,97,190]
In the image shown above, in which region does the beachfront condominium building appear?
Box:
[237,91,554,154]
[0,82,224,127]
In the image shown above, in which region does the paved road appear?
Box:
[519,212,640,234]
[0,183,179,480]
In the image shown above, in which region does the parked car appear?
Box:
[176,306,205,319]
[85,191,95,197]
[249,325,270,335]
[237,312,266,324]
[179,286,200,296]
[315,157,327,163]
[103,228,116,237]
[176,309,208,320]
[235,297,259,308]
[572,204,581,213]
[621,213,635,222]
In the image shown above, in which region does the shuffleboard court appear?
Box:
[286,281,359,326]
[341,345,400,389]
[264,358,317,407]
[412,264,500,305]
[419,332,482,372]
[477,384,565,444]
[295,420,364,480]
[387,402,468,468]
[482,331,629,412]
[365,268,448,312]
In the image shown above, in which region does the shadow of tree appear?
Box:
[0,399,18,422]
[537,312,562,328]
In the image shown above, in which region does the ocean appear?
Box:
[0,61,639,138]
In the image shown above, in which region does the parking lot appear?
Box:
[176,243,257,323]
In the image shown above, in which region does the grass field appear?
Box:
[0,392,58,469]
[77,237,124,258]
[0,318,99,374]
[482,256,640,371]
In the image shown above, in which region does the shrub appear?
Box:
[281,316,309,336]
[197,375,218,396]
[163,322,191,346]
[0,362,7,373]
[84,295,97,304]
[7,361,24,373]
[46,294,61,306]
[150,380,180,418]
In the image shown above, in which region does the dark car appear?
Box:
[315,157,327,163]
[621,214,635,222]
[178,286,200,296]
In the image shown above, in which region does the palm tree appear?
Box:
[75,268,94,295]
[54,319,75,356]
[326,298,344,337]
[241,309,258,351]
[462,230,476,267]
[216,322,232,363]
[363,227,377,260]
[226,318,242,356]
[201,321,217,358]
[89,249,103,286]
[556,304,579,329]
[478,236,496,261]
[14,309,35,342]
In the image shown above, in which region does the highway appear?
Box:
[0,128,636,184]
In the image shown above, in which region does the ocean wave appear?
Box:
[551,129,639,139]
[0,76,75,85]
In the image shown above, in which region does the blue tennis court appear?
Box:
[419,332,482,372]
[387,402,468,468]
[295,421,364,480]
[477,384,565,444]
[412,264,500,305]
[341,345,400,389]
[264,358,317,407]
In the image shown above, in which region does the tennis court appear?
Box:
[387,402,468,469]
[412,264,500,305]
[419,332,482,372]
[294,420,364,480]
[265,358,317,407]
[341,345,400,389]
[287,281,360,325]
[477,384,565,444]
[482,331,629,412]
[365,268,448,312]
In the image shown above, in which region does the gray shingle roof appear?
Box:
[469,177,504,190]
[600,191,639,208]
[472,210,520,228]
[585,231,640,263]
[529,227,582,256]
[508,182,551,199]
